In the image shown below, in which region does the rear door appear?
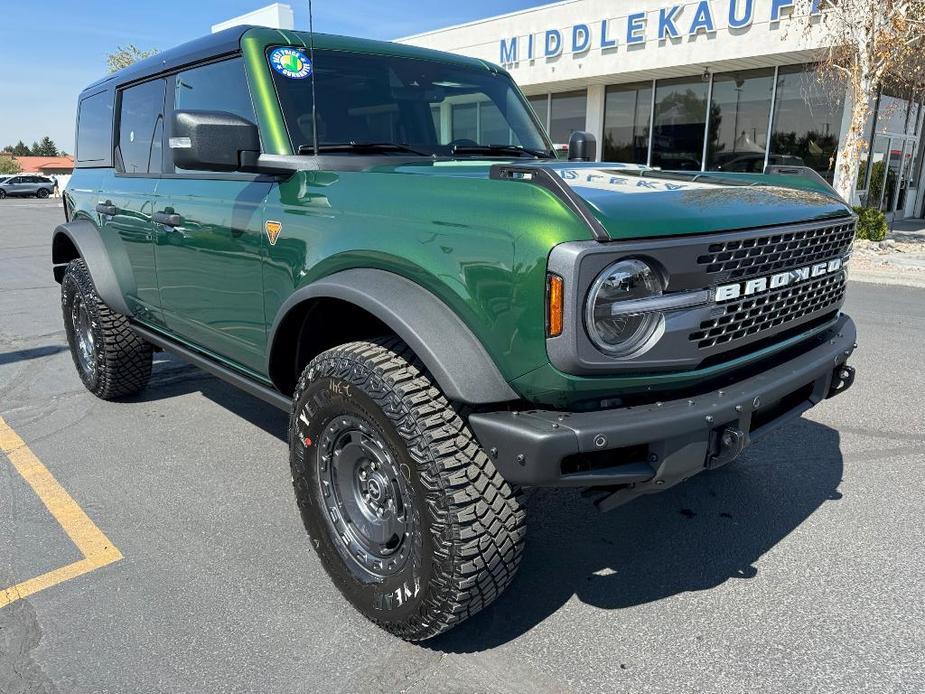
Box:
[154,57,271,375]
[101,77,168,325]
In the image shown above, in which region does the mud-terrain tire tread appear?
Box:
[290,337,526,641]
[62,258,152,399]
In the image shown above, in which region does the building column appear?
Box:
[585,84,606,161]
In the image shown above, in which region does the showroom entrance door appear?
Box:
[868,135,918,219]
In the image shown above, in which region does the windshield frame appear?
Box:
[267,46,556,160]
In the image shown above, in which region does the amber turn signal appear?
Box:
[546,273,564,337]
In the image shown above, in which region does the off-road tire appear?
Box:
[61,258,152,399]
[289,338,526,641]
[36,188,49,199]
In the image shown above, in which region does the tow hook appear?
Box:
[827,364,856,399]
[706,426,747,469]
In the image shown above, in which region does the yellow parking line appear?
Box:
[0,416,122,608]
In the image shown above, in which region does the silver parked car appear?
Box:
[0,175,55,199]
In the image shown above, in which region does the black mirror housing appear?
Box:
[170,110,260,172]
[568,131,597,162]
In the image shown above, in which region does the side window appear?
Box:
[76,91,113,167]
[172,58,257,172]
[117,79,166,174]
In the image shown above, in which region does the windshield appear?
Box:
[270,48,554,158]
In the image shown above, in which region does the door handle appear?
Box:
[153,211,182,227]
[96,202,117,216]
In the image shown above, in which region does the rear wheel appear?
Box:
[36,188,49,199]
[61,259,152,399]
[290,338,526,640]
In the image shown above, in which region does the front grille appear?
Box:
[690,272,846,350]
[697,220,855,280]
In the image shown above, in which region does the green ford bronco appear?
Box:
[55,26,857,640]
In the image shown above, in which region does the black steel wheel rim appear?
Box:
[316,414,413,581]
[71,293,96,377]
[317,415,413,582]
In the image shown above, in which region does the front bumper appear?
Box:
[469,315,856,511]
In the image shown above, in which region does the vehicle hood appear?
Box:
[391,160,853,240]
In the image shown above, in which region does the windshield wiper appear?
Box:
[299,142,433,156]
[450,144,551,159]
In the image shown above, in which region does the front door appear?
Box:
[869,135,919,219]
[153,56,271,376]
[153,179,271,374]
[893,139,916,219]
[4,176,26,196]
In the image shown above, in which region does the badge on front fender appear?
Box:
[265,220,282,246]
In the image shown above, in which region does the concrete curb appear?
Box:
[848,271,925,290]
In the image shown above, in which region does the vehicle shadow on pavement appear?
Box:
[427,418,844,653]
[133,355,290,439]
[134,358,844,653]
[0,345,68,366]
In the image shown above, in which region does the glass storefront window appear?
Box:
[706,68,774,172]
[446,100,522,146]
[480,101,516,145]
[651,77,708,171]
[549,90,587,145]
[865,136,890,208]
[602,82,652,164]
[909,99,924,182]
[528,94,549,129]
[906,99,920,136]
[770,65,845,183]
[876,90,910,134]
[430,106,441,138]
[451,103,477,142]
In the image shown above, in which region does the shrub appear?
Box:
[852,206,888,242]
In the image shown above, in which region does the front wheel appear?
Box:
[290,338,526,641]
[61,259,153,399]
[0,190,6,199]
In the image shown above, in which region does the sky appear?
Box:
[0,0,553,153]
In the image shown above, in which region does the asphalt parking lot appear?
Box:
[1,199,923,693]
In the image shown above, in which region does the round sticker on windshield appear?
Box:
[270,47,312,79]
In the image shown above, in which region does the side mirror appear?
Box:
[169,110,260,172]
[568,131,597,162]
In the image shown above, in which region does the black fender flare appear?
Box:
[52,220,131,316]
[268,269,519,405]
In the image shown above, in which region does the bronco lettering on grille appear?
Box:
[714,257,843,303]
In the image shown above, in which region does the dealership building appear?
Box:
[399,0,925,218]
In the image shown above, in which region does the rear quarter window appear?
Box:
[76,90,114,167]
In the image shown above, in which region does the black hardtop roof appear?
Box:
[80,25,497,97]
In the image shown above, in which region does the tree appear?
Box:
[107,44,158,73]
[6,141,31,156]
[795,0,925,200]
[31,136,59,156]
[0,156,21,175]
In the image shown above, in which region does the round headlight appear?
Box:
[585,258,664,356]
